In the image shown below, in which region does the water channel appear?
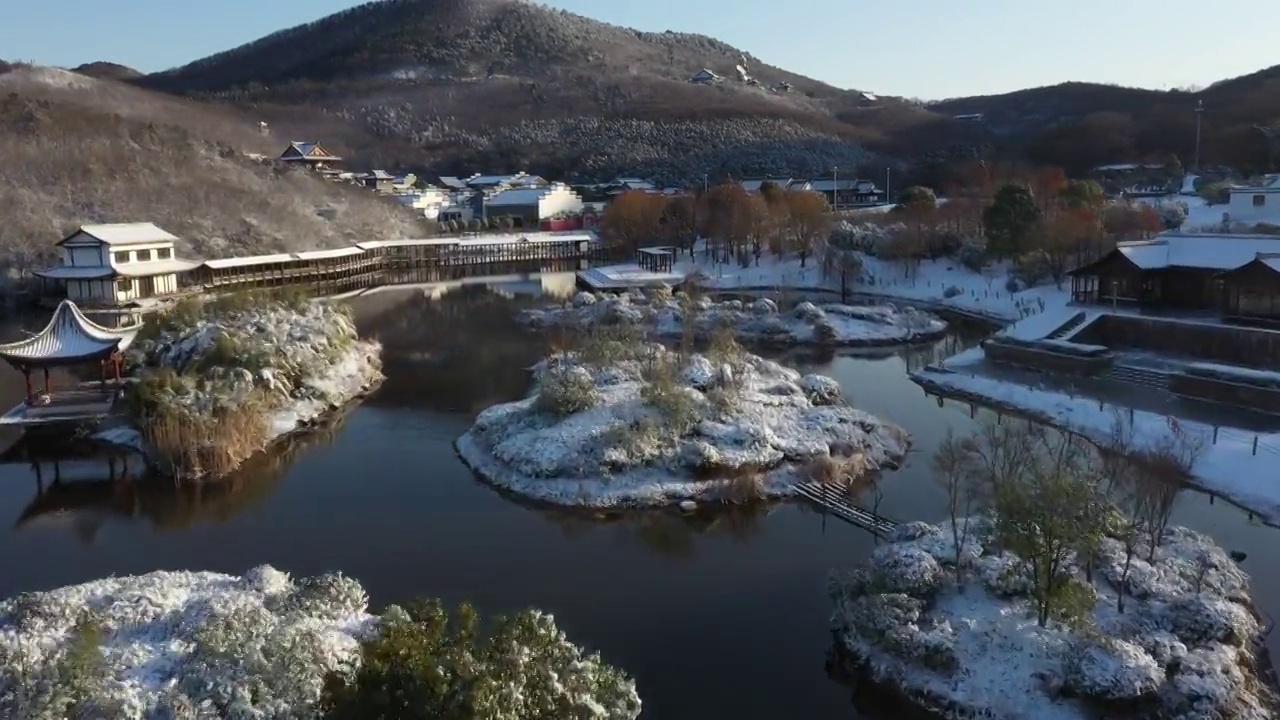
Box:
[0,272,1277,719]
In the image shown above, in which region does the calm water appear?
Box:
[0,277,1277,719]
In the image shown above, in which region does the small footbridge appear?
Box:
[794,480,898,538]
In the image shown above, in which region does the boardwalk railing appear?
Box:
[795,480,898,538]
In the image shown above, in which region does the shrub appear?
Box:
[535,366,598,416]
[640,360,702,434]
[813,321,838,344]
[957,240,987,272]
[322,601,642,720]
[942,285,962,299]
[1063,636,1162,701]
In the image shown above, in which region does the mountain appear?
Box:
[138,0,970,183]
[71,61,143,82]
[0,64,428,277]
[929,67,1280,175]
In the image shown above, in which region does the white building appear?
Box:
[34,223,199,306]
[392,186,451,220]
[1226,175,1280,225]
[484,183,585,227]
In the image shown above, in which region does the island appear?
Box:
[103,292,383,478]
[0,566,641,719]
[518,289,949,347]
[455,329,910,507]
[829,516,1278,720]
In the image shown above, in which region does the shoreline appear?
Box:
[910,371,1280,528]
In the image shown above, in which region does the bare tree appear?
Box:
[1133,417,1204,560]
[934,431,980,587]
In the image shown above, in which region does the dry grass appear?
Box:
[722,466,766,505]
[805,452,869,488]
[0,67,428,278]
[143,397,272,480]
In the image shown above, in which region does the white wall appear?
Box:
[1227,191,1280,224]
[537,185,585,219]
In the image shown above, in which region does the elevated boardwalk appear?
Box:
[191,232,608,293]
[794,480,898,537]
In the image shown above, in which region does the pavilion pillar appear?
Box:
[22,369,31,402]
[41,367,49,394]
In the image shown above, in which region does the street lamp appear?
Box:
[1194,100,1205,172]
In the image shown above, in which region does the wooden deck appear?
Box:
[0,386,120,428]
[794,480,898,537]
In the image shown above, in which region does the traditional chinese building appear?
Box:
[0,300,140,427]
[34,223,200,306]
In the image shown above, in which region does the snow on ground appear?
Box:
[671,252,1068,325]
[0,566,376,719]
[102,298,383,475]
[830,518,1275,719]
[911,367,1280,524]
[519,289,948,347]
[456,343,910,507]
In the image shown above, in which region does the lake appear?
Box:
[0,275,1277,719]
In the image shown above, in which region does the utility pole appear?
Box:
[832,165,839,211]
[885,167,891,205]
[1194,100,1205,173]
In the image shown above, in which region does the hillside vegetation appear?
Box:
[930,70,1280,175]
[139,0,959,182]
[0,65,427,277]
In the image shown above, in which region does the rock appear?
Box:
[572,291,597,307]
[679,500,697,513]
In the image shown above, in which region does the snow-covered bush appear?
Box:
[518,290,946,347]
[536,365,600,416]
[0,567,642,720]
[942,285,962,298]
[867,544,944,597]
[828,221,904,255]
[1157,200,1190,230]
[1063,636,1163,701]
[800,374,843,406]
[957,239,987,272]
[121,292,383,478]
[1165,593,1258,647]
[791,301,825,323]
[323,602,642,720]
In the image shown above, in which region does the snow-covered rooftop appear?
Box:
[202,253,297,270]
[60,223,179,247]
[485,186,555,206]
[0,299,140,364]
[1115,233,1280,271]
[294,247,365,261]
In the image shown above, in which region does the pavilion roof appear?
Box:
[0,300,142,368]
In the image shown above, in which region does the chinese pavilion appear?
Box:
[0,300,141,426]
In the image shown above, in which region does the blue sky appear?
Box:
[4,0,1277,99]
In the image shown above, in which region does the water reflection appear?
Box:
[4,405,353,541]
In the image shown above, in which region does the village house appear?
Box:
[740,177,793,193]
[465,172,548,191]
[277,141,342,173]
[805,178,885,207]
[483,183,585,229]
[34,223,200,306]
[1224,175,1280,225]
[1068,232,1280,325]
[689,69,722,84]
[361,170,396,193]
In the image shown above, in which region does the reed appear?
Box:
[142,394,272,480]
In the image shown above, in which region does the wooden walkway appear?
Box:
[795,480,898,537]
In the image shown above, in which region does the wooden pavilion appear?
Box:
[0,300,141,428]
[1217,256,1280,327]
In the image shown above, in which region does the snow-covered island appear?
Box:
[455,332,910,507]
[106,294,382,478]
[830,518,1278,720]
[518,289,949,347]
[0,566,641,719]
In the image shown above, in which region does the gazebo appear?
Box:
[0,300,141,427]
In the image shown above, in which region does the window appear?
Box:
[136,249,152,261]
[1254,195,1267,207]
[114,251,130,264]
[157,247,172,260]
[115,278,131,293]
